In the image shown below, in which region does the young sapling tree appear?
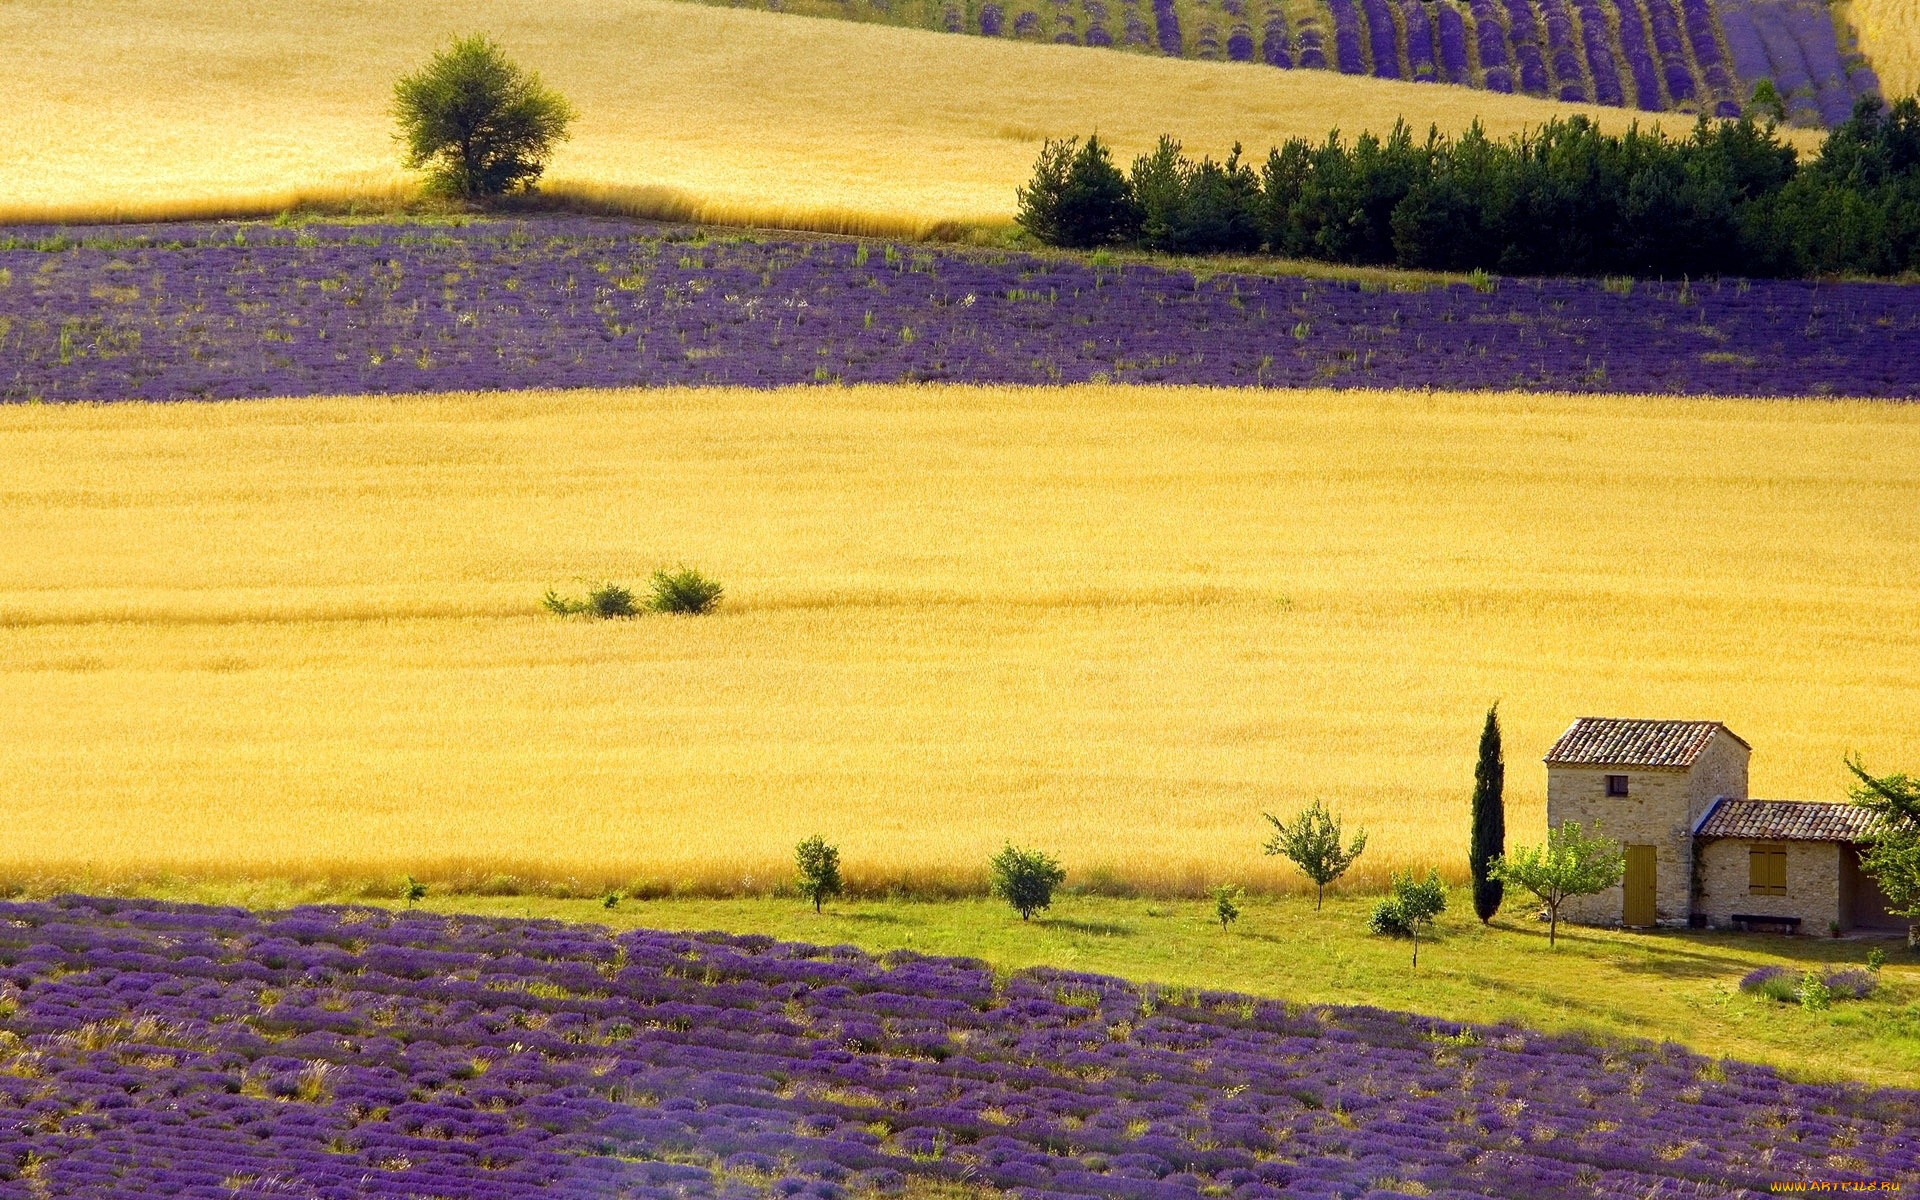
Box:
[794,834,844,914]
[1368,870,1448,967]
[1212,884,1243,931]
[1491,820,1626,947]
[1262,799,1367,910]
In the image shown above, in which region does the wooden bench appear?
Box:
[1730,913,1802,934]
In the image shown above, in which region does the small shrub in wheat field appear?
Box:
[647,567,724,615]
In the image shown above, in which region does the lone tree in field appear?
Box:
[794,834,844,914]
[1491,820,1625,947]
[1368,869,1448,968]
[1262,799,1367,910]
[1015,135,1140,248]
[988,843,1067,920]
[1469,702,1506,923]
[392,34,576,199]
[1846,755,1919,947]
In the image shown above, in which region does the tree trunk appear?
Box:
[1315,882,1323,911]
[1548,905,1558,948]
[1411,927,1419,969]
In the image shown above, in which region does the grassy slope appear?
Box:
[117,880,1920,1090]
[4,385,1919,895]
[0,0,1796,235]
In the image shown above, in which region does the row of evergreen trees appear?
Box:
[1016,98,1920,278]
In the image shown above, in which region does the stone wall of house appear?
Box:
[1552,765,1695,925]
[1688,735,1750,813]
[1697,839,1842,931]
[1548,727,1751,927]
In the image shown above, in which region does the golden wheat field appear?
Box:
[1846,0,1920,98]
[3,384,1917,897]
[0,0,1762,237]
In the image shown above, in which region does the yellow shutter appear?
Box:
[1749,844,1787,896]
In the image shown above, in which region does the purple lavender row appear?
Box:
[1504,0,1553,92]
[1361,0,1402,76]
[1610,0,1667,107]
[1262,7,1293,65]
[1471,0,1516,91]
[1679,0,1740,110]
[8,219,1920,399]
[1572,0,1626,105]
[1153,0,1183,53]
[1327,0,1369,72]
[1538,0,1592,100]
[1756,6,1819,118]
[0,895,1914,1200]
[1405,0,1439,80]
[1434,3,1471,82]
[1783,0,1861,124]
[1296,20,1328,65]
[1717,0,1773,93]
[1641,0,1697,104]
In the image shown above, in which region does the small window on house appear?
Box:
[1749,843,1787,896]
[1605,774,1629,797]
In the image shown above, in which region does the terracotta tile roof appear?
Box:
[1543,718,1748,768]
[1696,798,1882,843]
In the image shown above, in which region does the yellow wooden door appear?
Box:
[1623,845,1657,927]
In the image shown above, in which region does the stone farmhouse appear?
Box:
[1544,717,1898,933]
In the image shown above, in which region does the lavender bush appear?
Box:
[6,219,1920,402]
[0,896,1912,1199]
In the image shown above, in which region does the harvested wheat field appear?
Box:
[2,384,1916,896]
[0,0,1738,235]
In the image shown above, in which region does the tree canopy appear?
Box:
[392,34,576,199]
[1847,756,1920,944]
[1491,821,1625,947]
[1262,799,1367,910]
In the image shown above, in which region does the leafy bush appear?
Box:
[1368,870,1449,967]
[795,834,845,914]
[402,876,428,908]
[988,843,1067,920]
[1368,897,1412,937]
[392,34,576,199]
[543,582,638,618]
[647,568,725,615]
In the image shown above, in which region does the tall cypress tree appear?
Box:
[1470,702,1505,923]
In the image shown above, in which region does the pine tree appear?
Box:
[1469,702,1505,923]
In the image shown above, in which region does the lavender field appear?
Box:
[5,219,1920,400]
[776,0,1876,122]
[0,896,1911,1199]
